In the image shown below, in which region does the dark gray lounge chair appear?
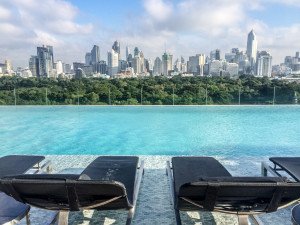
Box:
[0,156,144,225]
[0,155,53,225]
[262,157,300,225]
[262,157,300,182]
[167,157,300,225]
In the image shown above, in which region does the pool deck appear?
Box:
[18,155,296,225]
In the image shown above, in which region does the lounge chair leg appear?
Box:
[174,209,182,225]
[57,211,69,225]
[166,161,182,225]
[126,208,134,225]
[238,215,249,225]
[26,212,31,225]
[261,162,268,176]
[47,212,59,225]
[250,215,264,225]
[125,160,145,225]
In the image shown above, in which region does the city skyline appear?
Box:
[1,0,300,67]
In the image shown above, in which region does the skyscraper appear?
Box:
[256,51,272,77]
[56,60,63,75]
[91,45,100,72]
[29,56,38,77]
[247,30,258,70]
[85,52,92,65]
[126,46,130,60]
[107,49,119,76]
[37,45,54,78]
[112,41,120,58]
[215,49,221,60]
[134,47,140,58]
[153,57,162,76]
[98,60,107,74]
[187,54,205,76]
[162,52,170,76]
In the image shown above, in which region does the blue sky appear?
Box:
[0,0,300,67]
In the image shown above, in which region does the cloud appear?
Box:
[0,0,94,67]
[142,0,244,33]
[0,6,11,19]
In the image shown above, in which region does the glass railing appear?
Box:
[0,77,299,105]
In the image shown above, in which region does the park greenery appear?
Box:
[0,75,299,105]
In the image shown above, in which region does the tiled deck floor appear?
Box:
[17,155,295,225]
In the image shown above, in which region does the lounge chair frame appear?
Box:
[262,158,300,225]
[0,156,55,225]
[28,160,144,225]
[166,161,264,225]
[261,161,287,179]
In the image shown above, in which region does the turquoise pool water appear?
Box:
[0,106,299,156]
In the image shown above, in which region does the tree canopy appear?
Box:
[0,75,299,105]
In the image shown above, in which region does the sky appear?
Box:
[0,0,300,68]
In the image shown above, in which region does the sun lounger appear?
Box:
[0,155,54,225]
[262,157,300,182]
[0,156,144,225]
[262,157,300,225]
[167,157,300,225]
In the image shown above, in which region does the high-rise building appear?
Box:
[140,51,146,73]
[112,41,120,57]
[226,63,239,77]
[85,52,92,65]
[168,54,173,71]
[126,46,130,60]
[181,56,185,64]
[225,53,236,63]
[132,57,141,74]
[29,56,38,77]
[162,52,170,76]
[146,58,153,72]
[73,62,85,72]
[119,60,128,71]
[232,48,239,54]
[174,59,181,72]
[5,60,12,71]
[247,30,258,70]
[91,45,100,72]
[98,60,107,74]
[296,52,299,58]
[187,54,205,76]
[56,60,63,75]
[107,49,119,76]
[65,64,71,73]
[134,47,140,58]
[37,45,54,78]
[209,60,224,76]
[75,68,85,79]
[153,57,162,76]
[256,51,272,77]
[216,49,221,60]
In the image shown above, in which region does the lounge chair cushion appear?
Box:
[0,192,30,224]
[0,155,45,178]
[172,157,232,194]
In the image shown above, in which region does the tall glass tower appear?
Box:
[37,45,54,78]
[247,30,258,69]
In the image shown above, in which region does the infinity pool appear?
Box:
[0,106,299,156]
